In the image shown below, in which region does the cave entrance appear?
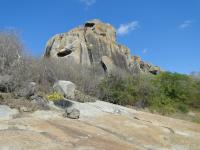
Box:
[85,22,95,28]
[101,61,108,73]
[57,49,72,57]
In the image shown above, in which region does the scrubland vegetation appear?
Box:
[100,72,200,114]
[1,31,200,116]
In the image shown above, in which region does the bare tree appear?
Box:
[0,30,23,74]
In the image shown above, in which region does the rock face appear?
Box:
[44,19,160,75]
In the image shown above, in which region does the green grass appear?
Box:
[193,118,200,124]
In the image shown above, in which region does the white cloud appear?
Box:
[80,0,96,6]
[117,21,139,36]
[179,20,193,29]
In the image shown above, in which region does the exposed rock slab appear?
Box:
[0,101,200,150]
[0,105,18,120]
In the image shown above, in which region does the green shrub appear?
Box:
[99,71,200,115]
[99,74,134,105]
[99,73,154,106]
[46,92,64,101]
[148,95,176,115]
[178,104,189,113]
[148,72,199,114]
[193,118,200,124]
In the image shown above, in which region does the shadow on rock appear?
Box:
[53,99,73,109]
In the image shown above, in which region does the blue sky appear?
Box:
[0,0,199,74]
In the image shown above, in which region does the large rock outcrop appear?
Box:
[44,19,160,75]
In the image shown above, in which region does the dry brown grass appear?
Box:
[0,93,41,111]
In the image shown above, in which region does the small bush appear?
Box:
[178,104,189,113]
[193,118,200,124]
[46,92,64,101]
[99,73,154,106]
[148,96,176,114]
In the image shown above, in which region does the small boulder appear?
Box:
[63,107,80,119]
[0,75,13,92]
[30,95,50,110]
[19,106,29,112]
[53,80,76,99]
[16,82,36,98]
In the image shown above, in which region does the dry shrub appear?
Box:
[0,30,23,74]
[37,59,102,95]
[10,57,102,96]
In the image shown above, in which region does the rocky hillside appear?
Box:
[44,19,160,75]
[1,19,199,150]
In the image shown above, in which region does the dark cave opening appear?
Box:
[57,49,72,57]
[101,61,107,73]
[85,22,95,28]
